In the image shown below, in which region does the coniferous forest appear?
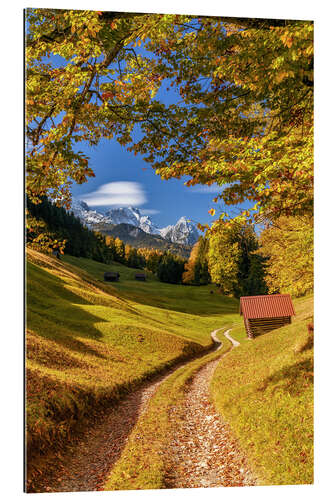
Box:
[27,196,269,291]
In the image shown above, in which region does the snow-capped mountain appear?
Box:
[102,207,161,235]
[103,207,141,226]
[69,198,199,245]
[160,216,199,246]
[70,199,106,225]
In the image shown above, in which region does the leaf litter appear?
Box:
[34,332,256,492]
[163,355,257,488]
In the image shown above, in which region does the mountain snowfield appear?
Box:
[159,217,199,246]
[70,199,199,246]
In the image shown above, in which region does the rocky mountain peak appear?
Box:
[161,216,199,246]
[69,198,199,245]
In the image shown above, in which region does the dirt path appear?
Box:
[35,331,222,493]
[40,375,164,492]
[163,330,256,488]
[36,329,255,492]
[224,329,240,347]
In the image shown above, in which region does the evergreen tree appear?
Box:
[157,253,185,284]
[26,196,121,265]
[145,250,163,274]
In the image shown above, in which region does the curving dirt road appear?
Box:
[34,328,255,492]
[163,330,256,488]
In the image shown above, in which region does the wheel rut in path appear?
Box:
[163,329,256,488]
[32,330,222,493]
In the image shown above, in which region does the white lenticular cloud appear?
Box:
[81,182,147,207]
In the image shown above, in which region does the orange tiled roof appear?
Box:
[240,294,295,319]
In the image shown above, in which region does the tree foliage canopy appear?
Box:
[26,9,313,225]
[26,9,191,205]
[257,216,313,297]
[140,16,313,224]
[208,221,267,297]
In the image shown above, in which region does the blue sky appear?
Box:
[71,136,233,228]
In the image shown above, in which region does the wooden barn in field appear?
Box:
[134,273,146,281]
[104,271,120,282]
[240,294,295,339]
[52,250,61,259]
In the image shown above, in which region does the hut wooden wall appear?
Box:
[244,318,253,339]
[246,316,291,338]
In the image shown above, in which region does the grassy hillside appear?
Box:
[211,294,314,485]
[92,222,192,258]
[26,249,239,490]
[26,249,313,490]
[62,254,239,318]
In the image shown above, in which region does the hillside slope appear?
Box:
[91,222,192,258]
[26,249,239,490]
[211,294,314,485]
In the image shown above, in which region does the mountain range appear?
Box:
[70,199,200,247]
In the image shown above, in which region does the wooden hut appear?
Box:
[134,273,146,281]
[104,271,120,282]
[240,294,295,339]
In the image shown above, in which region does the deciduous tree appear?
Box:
[257,216,313,297]
[26,10,313,225]
[139,17,313,224]
[182,237,210,285]
[25,9,191,206]
[114,237,125,262]
[208,222,267,297]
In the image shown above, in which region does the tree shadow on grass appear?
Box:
[27,308,111,359]
[298,333,314,353]
[257,358,314,396]
[27,264,113,357]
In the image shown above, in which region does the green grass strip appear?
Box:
[104,331,232,491]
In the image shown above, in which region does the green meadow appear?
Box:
[26,248,313,489]
[26,249,239,488]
